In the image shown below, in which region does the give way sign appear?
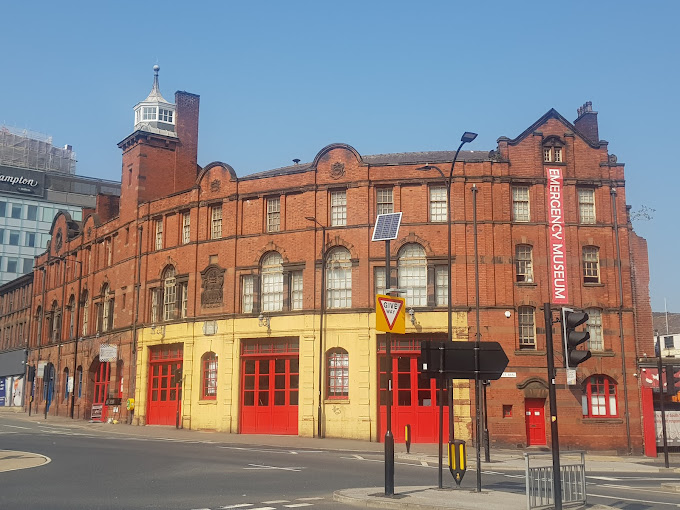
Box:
[376,294,405,334]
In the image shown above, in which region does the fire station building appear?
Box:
[22,67,652,452]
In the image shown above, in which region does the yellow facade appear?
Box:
[134,310,470,441]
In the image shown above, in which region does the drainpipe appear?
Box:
[129,225,143,424]
[611,187,632,454]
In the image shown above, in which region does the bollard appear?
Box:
[448,439,467,487]
[405,424,411,454]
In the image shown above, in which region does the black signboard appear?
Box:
[105,397,122,406]
[0,165,45,197]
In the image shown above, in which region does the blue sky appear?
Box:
[2,1,678,311]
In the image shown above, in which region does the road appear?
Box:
[1,414,678,509]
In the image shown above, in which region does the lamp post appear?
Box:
[417,131,477,439]
[306,216,326,439]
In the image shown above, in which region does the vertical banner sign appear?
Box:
[546,167,569,304]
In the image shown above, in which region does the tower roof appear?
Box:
[133,65,176,136]
[142,64,171,105]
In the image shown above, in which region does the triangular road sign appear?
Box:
[376,295,405,334]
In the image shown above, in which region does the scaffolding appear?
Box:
[0,125,76,174]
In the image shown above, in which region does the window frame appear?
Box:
[266,196,281,233]
[201,351,218,400]
[242,274,254,313]
[261,252,284,312]
[376,187,394,216]
[326,348,349,399]
[398,244,427,307]
[154,218,163,251]
[330,190,347,227]
[210,204,222,240]
[512,186,530,222]
[326,247,352,309]
[585,308,603,351]
[582,246,600,284]
[429,185,447,223]
[582,375,618,418]
[518,306,536,349]
[182,211,191,244]
[435,266,448,307]
[578,188,596,224]
[515,244,534,283]
[290,271,303,311]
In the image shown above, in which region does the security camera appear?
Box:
[504,310,512,319]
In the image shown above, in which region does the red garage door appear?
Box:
[240,338,299,435]
[147,344,183,426]
[379,336,448,443]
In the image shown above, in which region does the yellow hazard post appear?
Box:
[448,439,467,487]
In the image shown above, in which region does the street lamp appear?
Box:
[306,216,326,439]
[416,130,477,488]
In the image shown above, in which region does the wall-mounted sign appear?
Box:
[0,165,45,198]
[99,344,117,362]
[501,372,517,378]
[546,167,569,304]
[91,404,103,420]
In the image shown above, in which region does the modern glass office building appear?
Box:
[0,126,120,284]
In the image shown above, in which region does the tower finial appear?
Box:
[152,65,160,93]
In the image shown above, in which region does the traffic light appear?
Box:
[666,365,680,397]
[563,309,592,367]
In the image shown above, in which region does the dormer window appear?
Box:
[143,106,157,121]
[543,136,565,163]
[159,108,173,123]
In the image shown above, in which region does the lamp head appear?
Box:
[461,132,478,143]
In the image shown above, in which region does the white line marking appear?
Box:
[261,501,289,504]
[597,483,680,494]
[190,508,211,510]
[218,505,254,509]
[420,461,429,466]
[244,464,303,471]
[589,493,680,507]
[296,497,324,501]
[283,504,313,508]
[587,476,619,481]
[250,507,275,510]
[1,424,31,430]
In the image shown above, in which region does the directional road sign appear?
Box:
[419,341,509,380]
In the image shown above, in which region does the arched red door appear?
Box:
[92,361,110,422]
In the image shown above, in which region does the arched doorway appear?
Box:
[88,357,110,422]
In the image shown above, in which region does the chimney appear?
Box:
[174,91,200,188]
[574,101,599,144]
[95,193,120,223]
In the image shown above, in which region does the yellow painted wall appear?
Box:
[134,310,470,441]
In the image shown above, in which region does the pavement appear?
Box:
[1,405,679,509]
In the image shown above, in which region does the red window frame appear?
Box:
[201,352,218,400]
[583,375,618,417]
[327,349,349,399]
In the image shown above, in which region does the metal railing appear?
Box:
[524,451,586,510]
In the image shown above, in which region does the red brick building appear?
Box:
[23,68,651,452]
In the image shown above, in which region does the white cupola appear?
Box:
[133,65,176,136]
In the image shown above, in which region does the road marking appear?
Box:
[295,497,324,501]
[261,501,289,504]
[218,505,254,509]
[597,483,680,494]
[244,464,303,472]
[587,476,619,481]
[420,461,429,466]
[589,493,680,507]
[283,504,313,508]
[1,424,31,430]
[219,446,321,455]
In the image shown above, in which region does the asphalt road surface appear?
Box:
[1,415,679,510]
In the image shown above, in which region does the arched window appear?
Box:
[68,295,76,339]
[201,352,218,400]
[326,247,352,309]
[398,244,427,307]
[261,252,284,312]
[515,245,533,283]
[50,301,60,343]
[585,308,603,351]
[76,365,83,399]
[63,367,70,402]
[583,375,617,417]
[81,290,89,336]
[35,305,42,346]
[100,283,114,332]
[327,348,349,399]
[582,246,600,284]
[163,266,177,320]
[518,306,535,349]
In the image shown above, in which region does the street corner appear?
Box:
[0,450,51,473]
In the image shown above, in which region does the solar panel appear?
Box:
[372,212,402,241]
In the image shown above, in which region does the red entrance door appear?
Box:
[525,398,546,446]
[378,340,448,443]
[92,361,110,422]
[240,356,299,434]
[147,344,183,426]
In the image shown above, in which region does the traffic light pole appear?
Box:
[544,303,562,510]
